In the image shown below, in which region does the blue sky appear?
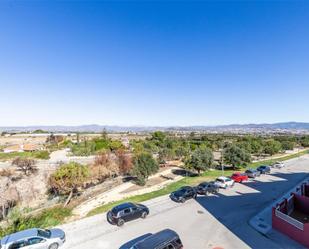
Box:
[0,1,308,126]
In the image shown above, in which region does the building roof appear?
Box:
[23,144,40,151]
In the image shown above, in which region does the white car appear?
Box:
[0,228,65,249]
[272,161,284,169]
[214,176,235,189]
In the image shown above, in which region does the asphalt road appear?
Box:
[60,155,309,249]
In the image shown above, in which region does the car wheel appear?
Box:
[49,243,59,249]
[240,180,243,183]
[193,194,197,199]
[117,219,125,226]
[141,211,148,219]
[180,198,185,203]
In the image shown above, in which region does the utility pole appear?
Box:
[221,148,224,176]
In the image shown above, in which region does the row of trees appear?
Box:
[46,132,309,206]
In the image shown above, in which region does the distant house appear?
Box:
[2,144,43,153]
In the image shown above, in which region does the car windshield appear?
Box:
[232,174,239,177]
[199,183,207,187]
[179,188,187,193]
[216,179,224,183]
[37,229,51,238]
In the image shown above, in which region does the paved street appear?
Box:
[60,155,309,249]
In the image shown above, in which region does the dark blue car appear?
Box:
[256,165,271,174]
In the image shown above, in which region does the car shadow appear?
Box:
[194,171,308,249]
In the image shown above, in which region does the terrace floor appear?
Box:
[290,209,309,223]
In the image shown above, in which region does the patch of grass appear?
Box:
[87,149,308,217]
[0,207,72,238]
[0,151,50,161]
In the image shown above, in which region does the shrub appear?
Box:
[12,157,37,176]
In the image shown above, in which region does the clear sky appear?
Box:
[0,1,308,126]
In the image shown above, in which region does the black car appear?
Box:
[256,165,271,174]
[170,186,197,203]
[130,229,183,249]
[196,181,219,195]
[107,202,149,226]
[245,168,261,178]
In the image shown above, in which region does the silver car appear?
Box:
[0,228,65,249]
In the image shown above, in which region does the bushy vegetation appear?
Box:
[223,144,251,169]
[129,132,309,174]
[68,135,124,156]
[132,152,159,185]
[12,157,37,176]
[48,162,90,206]
[0,207,72,238]
[185,147,214,174]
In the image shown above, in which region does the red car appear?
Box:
[231,172,248,183]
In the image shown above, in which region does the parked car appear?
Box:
[214,176,234,189]
[130,229,183,249]
[231,172,248,183]
[272,161,284,169]
[196,181,219,195]
[170,186,197,203]
[257,165,271,174]
[107,202,149,226]
[245,168,261,178]
[0,228,65,249]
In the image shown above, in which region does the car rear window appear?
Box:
[37,229,51,239]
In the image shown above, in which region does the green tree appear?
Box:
[263,139,282,155]
[48,162,89,206]
[280,141,295,151]
[223,144,251,169]
[151,131,166,143]
[158,148,176,163]
[132,153,159,186]
[185,147,214,174]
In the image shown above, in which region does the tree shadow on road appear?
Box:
[194,171,308,249]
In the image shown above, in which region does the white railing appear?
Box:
[275,209,304,231]
[287,196,295,215]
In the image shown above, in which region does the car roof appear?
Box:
[112,202,135,212]
[1,228,38,245]
[133,229,179,249]
[217,176,229,180]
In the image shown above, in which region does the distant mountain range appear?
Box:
[1,122,309,134]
